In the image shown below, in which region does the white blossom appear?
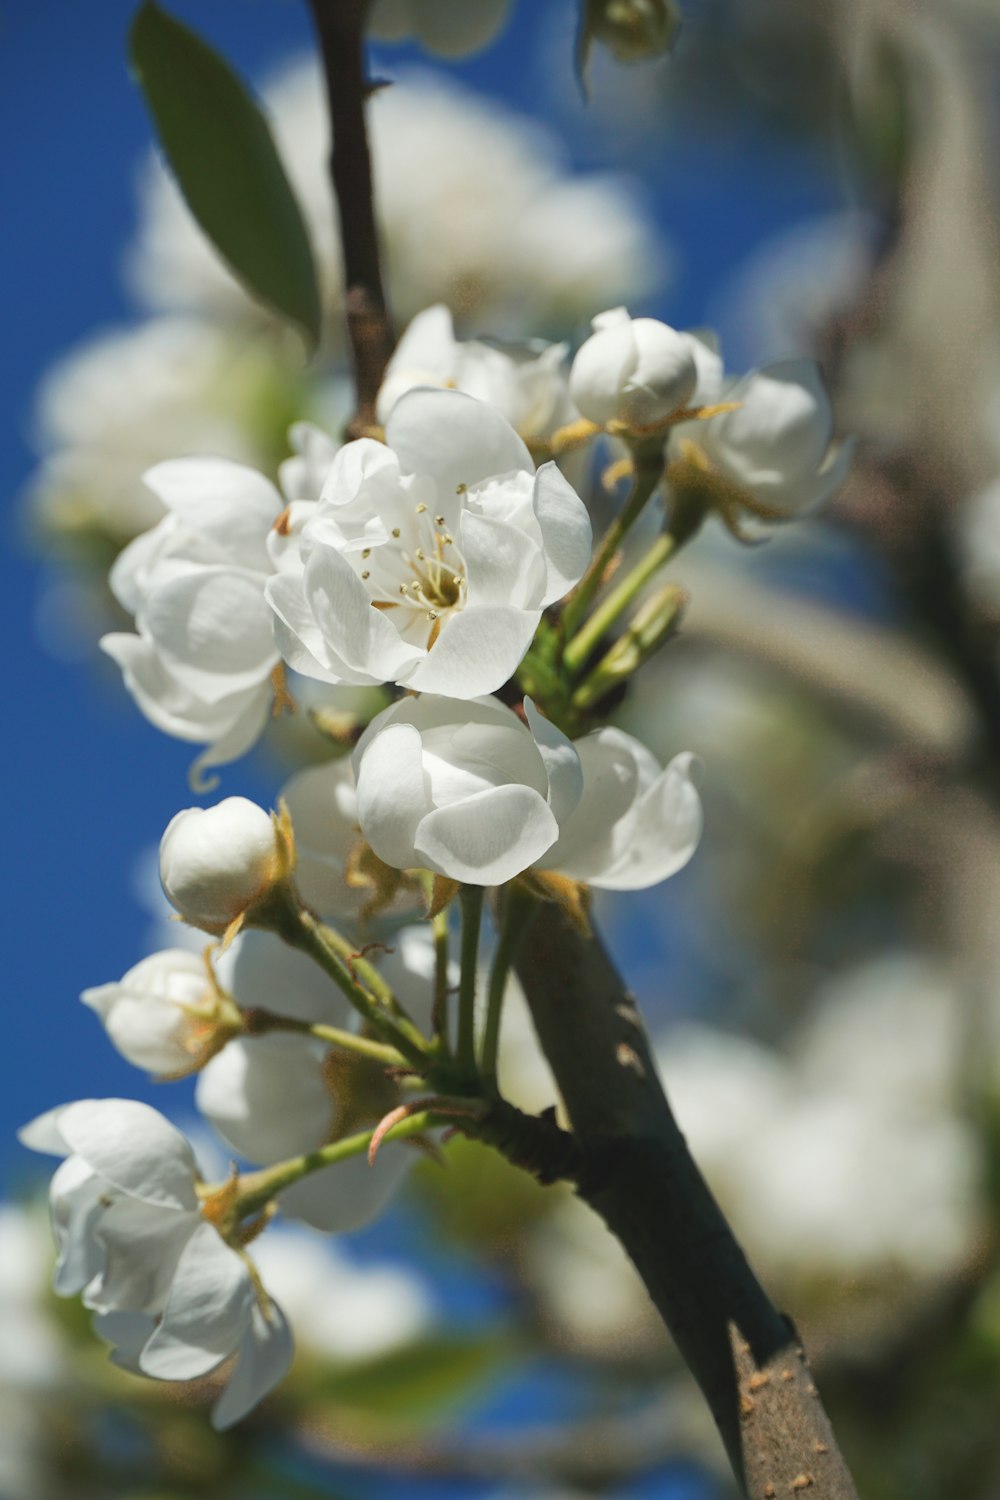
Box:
[101,457,290,785]
[267,388,592,701]
[160,797,282,932]
[369,0,509,57]
[569,307,698,428]
[375,304,576,439]
[81,949,233,1077]
[19,1099,292,1429]
[196,926,441,1233]
[352,694,701,889]
[127,62,666,338]
[674,359,853,518]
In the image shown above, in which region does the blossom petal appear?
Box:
[461,510,546,610]
[92,1310,157,1372]
[265,571,353,685]
[87,1198,196,1316]
[143,458,283,571]
[523,698,583,824]
[354,721,431,870]
[211,1300,295,1430]
[142,568,278,701]
[415,783,559,885]
[48,1156,107,1296]
[532,462,593,605]
[404,606,539,698]
[195,1036,332,1163]
[386,388,532,492]
[278,1151,411,1234]
[303,542,422,683]
[139,1222,255,1380]
[54,1100,199,1211]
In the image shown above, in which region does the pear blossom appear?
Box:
[266,388,592,701]
[101,457,290,786]
[352,694,702,889]
[369,0,510,57]
[196,926,441,1233]
[673,359,853,518]
[160,797,283,933]
[81,949,236,1077]
[375,305,576,440]
[569,307,698,428]
[18,1099,293,1429]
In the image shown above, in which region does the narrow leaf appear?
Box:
[129,2,322,349]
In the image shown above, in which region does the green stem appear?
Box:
[559,451,664,644]
[431,907,452,1049]
[235,1110,437,1219]
[480,885,537,1091]
[245,1008,407,1068]
[457,885,485,1075]
[564,530,676,675]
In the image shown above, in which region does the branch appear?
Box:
[304,0,394,431]
[515,906,860,1500]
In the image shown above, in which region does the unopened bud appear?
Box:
[82,949,241,1077]
[160,797,285,934]
[601,582,687,678]
[570,308,697,430]
[585,0,681,64]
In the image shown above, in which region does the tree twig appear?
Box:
[304,0,394,432]
[515,906,860,1500]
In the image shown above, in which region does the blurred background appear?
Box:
[6,0,1000,1495]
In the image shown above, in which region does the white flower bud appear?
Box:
[570,307,698,429]
[159,797,282,932]
[81,949,234,1077]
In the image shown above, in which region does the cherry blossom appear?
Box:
[159,797,283,933]
[570,307,698,428]
[81,949,236,1078]
[18,1099,292,1430]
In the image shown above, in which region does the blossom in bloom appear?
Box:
[266,388,592,701]
[101,457,290,786]
[19,1099,292,1429]
[672,359,853,519]
[375,305,576,441]
[160,797,282,933]
[369,0,509,57]
[569,307,699,428]
[196,926,440,1233]
[81,949,236,1077]
[127,62,666,339]
[352,694,701,888]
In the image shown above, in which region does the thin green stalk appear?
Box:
[457,884,485,1075]
[564,531,676,674]
[559,452,663,643]
[235,1110,437,1219]
[310,914,428,1051]
[480,885,536,1091]
[247,1008,407,1068]
[431,907,452,1048]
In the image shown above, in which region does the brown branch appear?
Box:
[515,906,860,1500]
[304,0,394,432]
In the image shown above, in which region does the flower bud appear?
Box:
[160,797,283,933]
[586,0,681,64]
[81,949,239,1077]
[570,308,698,429]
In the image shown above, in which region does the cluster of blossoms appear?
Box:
[26,296,849,1426]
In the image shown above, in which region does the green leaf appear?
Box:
[304,1333,516,1423]
[129,2,322,349]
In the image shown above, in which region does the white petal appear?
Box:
[523,698,583,825]
[461,510,546,610]
[415,783,559,885]
[354,721,430,870]
[142,458,283,571]
[222,929,355,1027]
[48,1156,107,1296]
[302,542,421,683]
[142,568,278,701]
[265,571,355,685]
[55,1100,199,1210]
[93,1309,157,1372]
[139,1222,255,1380]
[211,1299,295,1430]
[87,1198,196,1315]
[196,1036,332,1163]
[532,463,593,605]
[187,688,274,792]
[386,388,532,492]
[18,1106,73,1156]
[539,727,644,879]
[405,606,539,698]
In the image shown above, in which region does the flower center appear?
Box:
[359,501,468,649]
